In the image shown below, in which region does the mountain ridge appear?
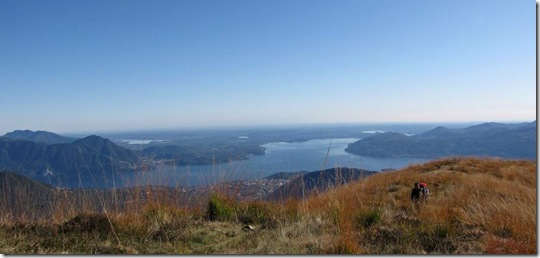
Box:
[345,121,536,159]
[0,134,139,187]
[2,130,76,144]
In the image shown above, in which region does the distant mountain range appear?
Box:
[267,167,377,202]
[0,130,139,187]
[2,129,76,144]
[345,121,536,159]
[1,121,535,189]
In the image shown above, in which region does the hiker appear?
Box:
[411,182,421,209]
[419,182,429,203]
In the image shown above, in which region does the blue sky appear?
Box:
[0,0,536,134]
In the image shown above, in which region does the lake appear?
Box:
[122,138,429,188]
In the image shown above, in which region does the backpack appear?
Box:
[422,188,429,200]
[419,182,429,201]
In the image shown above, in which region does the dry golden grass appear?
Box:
[0,157,536,254]
[302,157,536,254]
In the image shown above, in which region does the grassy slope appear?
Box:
[303,157,536,254]
[0,157,536,254]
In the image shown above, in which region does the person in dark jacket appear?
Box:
[411,182,421,209]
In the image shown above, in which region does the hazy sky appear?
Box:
[0,0,536,134]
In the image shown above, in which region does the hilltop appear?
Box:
[0,157,535,254]
[267,167,377,201]
[2,130,77,144]
[0,134,139,188]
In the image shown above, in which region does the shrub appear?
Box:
[206,193,235,222]
[61,213,113,236]
[237,201,277,228]
[356,209,381,229]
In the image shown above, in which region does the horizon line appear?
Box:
[1,119,535,136]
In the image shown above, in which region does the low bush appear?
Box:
[206,193,235,222]
[237,201,277,228]
[356,209,381,229]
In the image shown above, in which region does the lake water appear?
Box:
[122,138,429,188]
